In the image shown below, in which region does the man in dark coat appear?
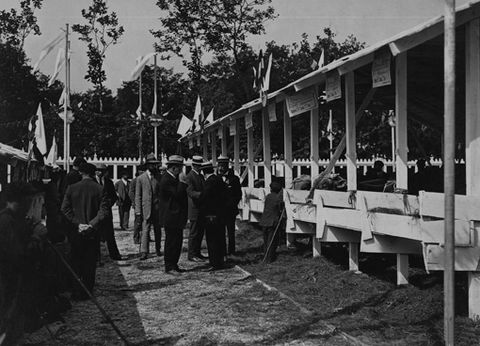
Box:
[61,163,109,299]
[259,181,284,263]
[65,157,86,187]
[185,155,207,262]
[199,161,228,271]
[95,164,122,260]
[135,154,162,260]
[217,156,242,256]
[115,172,131,230]
[129,165,145,244]
[158,155,188,274]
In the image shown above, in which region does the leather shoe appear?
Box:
[139,254,148,261]
[165,269,181,276]
[188,257,203,262]
[203,266,218,272]
[174,267,186,273]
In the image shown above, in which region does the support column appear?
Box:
[234,120,240,176]
[113,164,118,181]
[211,133,217,166]
[346,71,359,272]
[262,107,272,191]
[395,51,409,285]
[310,107,320,178]
[247,125,254,188]
[202,134,208,160]
[221,126,228,156]
[283,102,293,188]
[312,237,321,257]
[466,19,480,319]
[132,164,137,178]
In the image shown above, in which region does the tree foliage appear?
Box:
[72,0,124,111]
[0,0,43,48]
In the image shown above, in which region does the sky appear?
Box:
[1,0,472,93]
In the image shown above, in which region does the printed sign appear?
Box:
[372,50,391,88]
[268,103,277,122]
[326,71,341,102]
[245,111,253,129]
[229,122,236,136]
[286,87,319,118]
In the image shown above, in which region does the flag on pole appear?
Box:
[311,59,318,70]
[192,95,202,130]
[129,53,156,81]
[58,88,66,106]
[33,33,63,72]
[262,53,273,92]
[177,115,193,136]
[48,48,65,87]
[45,135,58,166]
[318,49,325,69]
[28,103,47,156]
[205,108,214,125]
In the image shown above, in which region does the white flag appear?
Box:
[45,135,58,166]
[262,53,273,92]
[58,88,66,106]
[205,108,214,124]
[129,53,156,81]
[318,49,325,69]
[28,103,47,155]
[48,48,65,87]
[33,33,63,72]
[193,95,202,124]
[177,115,193,136]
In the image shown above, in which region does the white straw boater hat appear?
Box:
[167,155,185,165]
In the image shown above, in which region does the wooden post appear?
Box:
[465,18,480,320]
[234,120,240,176]
[262,107,272,191]
[113,164,118,181]
[313,237,321,257]
[247,125,254,188]
[397,253,409,285]
[346,71,359,272]
[132,164,137,177]
[310,107,320,179]
[283,102,293,188]
[211,133,217,166]
[202,134,208,159]
[221,126,228,156]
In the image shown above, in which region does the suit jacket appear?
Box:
[61,178,109,232]
[135,171,160,221]
[259,192,284,228]
[224,172,242,216]
[185,168,204,220]
[129,177,137,210]
[66,169,82,187]
[115,179,131,208]
[199,174,227,222]
[158,171,188,229]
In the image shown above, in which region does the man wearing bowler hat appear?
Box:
[135,154,162,260]
[200,160,228,271]
[158,155,188,274]
[217,155,242,256]
[185,155,207,262]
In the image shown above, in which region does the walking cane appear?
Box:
[262,208,285,264]
[46,240,131,346]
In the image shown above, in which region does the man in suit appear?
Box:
[185,155,207,262]
[135,154,162,260]
[200,161,228,271]
[95,164,122,260]
[115,172,131,230]
[158,155,188,274]
[61,163,109,299]
[65,157,86,187]
[129,165,145,244]
[217,156,242,256]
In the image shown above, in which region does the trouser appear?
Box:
[118,203,130,229]
[71,236,98,295]
[102,215,121,259]
[263,226,279,263]
[187,217,205,258]
[133,213,142,244]
[164,227,183,271]
[140,218,162,254]
[205,218,226,268]
[225,214,236,255]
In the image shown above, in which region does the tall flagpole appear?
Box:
[138,71,143,162]
[153,54,158,158]
[66,31,71,172]
[63,24,69,172]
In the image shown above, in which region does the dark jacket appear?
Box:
[185,168,204,220]
[61,177,109,233]
[199,174,227,222]
[224,171,242,216]
[96,176,117,209]
[66,169,82,187]
[259,191,284,228]
[129,177,137,210]
[115,179,131,208]
[158,171,188,229]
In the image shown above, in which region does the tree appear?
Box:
[72,0,124,112]
[0,0,43,49]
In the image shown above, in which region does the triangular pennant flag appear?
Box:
[58,88,66,106]
[318,49,325,69]
[48,48,65,87]
[45,135,58,166]
[262,53,273,92]
[192,95,202,130]
[28,103,47,155]
[177,115,193,136]
[33,33,63,72]
[311,59,318,70]
[130,53,156,81]
[205,108,214,124]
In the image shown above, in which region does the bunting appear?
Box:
[177,115,193,136]
[45,134,58,166]
[130,53,156,81]
[28,103,47,158]
[204,108,214,125]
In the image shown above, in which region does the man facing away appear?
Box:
[158,155,188,274]
[199,161,228,271]
[115,172,131,230]
[135,154,162,260]
[217,156,242,256]
[129,165,145,245]
[61,163,109,300]
[185,155,207,262]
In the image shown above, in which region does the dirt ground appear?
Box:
[24,213,480,345]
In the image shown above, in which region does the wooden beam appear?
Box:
[396,52,408,189]
[283,102,293,188]
[262,107,272,191]
[310,107,320,178]
[345,72,357,191]
[234,120,240,176]
[338,52,374,75]
[247,126,255,188]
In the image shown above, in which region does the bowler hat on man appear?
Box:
[79,162,96,176]
[145,153,161,164]
[95,163,108,171]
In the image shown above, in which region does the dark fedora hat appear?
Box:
[145,153,160,164]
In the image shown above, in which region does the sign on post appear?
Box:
[372,50,392,88]
[286,87,319,118]
[326,71,341,102]
[229,122,236,136]
[268,103,277,122]
[245,111,253,129]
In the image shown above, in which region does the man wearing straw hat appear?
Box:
[135,154,162,260]
[185,155,207,262]
[158,155,188,274]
